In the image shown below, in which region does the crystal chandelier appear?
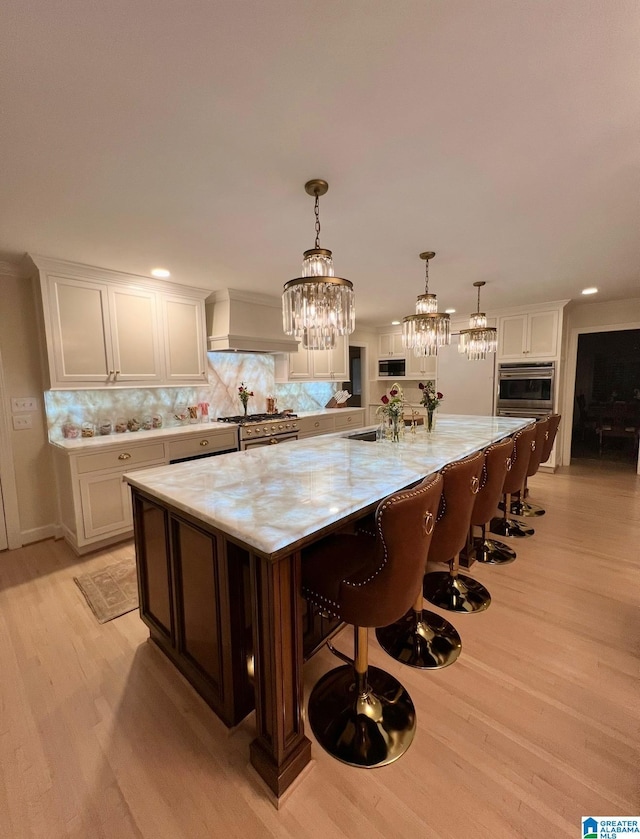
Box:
[282,179,355,350]
[458,281,498,360]
[402,251,450,357]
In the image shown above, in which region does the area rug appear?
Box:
[73,558,139,624]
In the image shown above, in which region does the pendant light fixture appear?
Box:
[458,281,498,360]
[283,179,355,351]
[402,251,450,356]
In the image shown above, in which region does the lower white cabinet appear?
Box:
[52,428,238,555]
[297,409,365,439]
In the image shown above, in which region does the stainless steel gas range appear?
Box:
[218,412,300,450]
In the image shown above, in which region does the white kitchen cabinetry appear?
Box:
[51,426,239,554]
[405,351,437,379]
[30,255,208,388]
[281,335,348,381]
[378,332,405,357]
[498,310,559,360]
[162,294,207,382]
[297,409,365,439]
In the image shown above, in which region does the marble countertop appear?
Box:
[50,407,366,451]
[49,420,242,451]
[124,414,529,557]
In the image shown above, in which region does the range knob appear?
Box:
[263,427,269,434]
[246,429,252,436]
[285,423,291,429]
[278,424,284,430]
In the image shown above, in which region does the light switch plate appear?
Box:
[11,397,38,413]
[12,414,33,430]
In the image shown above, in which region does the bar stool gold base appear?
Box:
[307,665,416,767]
[423,572,491,613]
[489,516,535,538]
[473,536,517,565]
[376,608,462,669]
[509,499,545,517]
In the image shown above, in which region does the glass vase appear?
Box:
[389,414,403,442]
[426,409,436,433]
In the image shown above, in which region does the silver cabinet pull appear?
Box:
[200,440,209,447]
[118,452,132,460]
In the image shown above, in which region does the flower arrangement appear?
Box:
[238,382,254,415]
[419,380,443,412]
[377,383,406,441]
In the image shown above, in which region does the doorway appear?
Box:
[571,329,640,467]
[345,346,363,407]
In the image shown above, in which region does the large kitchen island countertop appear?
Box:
[123,412,532,802]
[124,413,528,557]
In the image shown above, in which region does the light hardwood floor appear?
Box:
[0,461,638,838]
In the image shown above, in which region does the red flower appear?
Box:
[418,382,425,390]
[381,395,389,405]
[390,388,398,397]
[437,392,443,400]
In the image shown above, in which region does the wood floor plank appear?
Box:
[0,459,638,838]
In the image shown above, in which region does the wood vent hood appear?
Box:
[206,288,300,354]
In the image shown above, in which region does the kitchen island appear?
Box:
[124,414,529,800]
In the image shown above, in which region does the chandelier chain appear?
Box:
[314,194,321,249]
[477,283,481,313]
[424,258,430,295]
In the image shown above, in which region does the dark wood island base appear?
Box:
[131,488,317,799]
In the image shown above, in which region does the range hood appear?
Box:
[206,288,300,353]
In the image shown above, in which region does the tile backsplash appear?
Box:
[46,353,339,440]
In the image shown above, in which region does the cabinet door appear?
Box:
[162,295,207,382]
[498,315,528,359]
[528,310,558,358]
[329,335,349,380]
[109,287,162,382]
[379,332,404,356]
[406,350,437,379]
[48,276,113,384]
[133,493,173,641]
[79,472,133,539]
[288,343,312,378]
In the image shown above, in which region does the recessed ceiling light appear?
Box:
[581,287,598,295]
[151,267,171,278]
[445,308,456,314]
[391,320,401,325]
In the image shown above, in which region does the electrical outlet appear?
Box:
[11,397,38,413]
[12,414,33,430]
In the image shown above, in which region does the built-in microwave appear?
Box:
[378,358,406,378]
[496,362,555,413]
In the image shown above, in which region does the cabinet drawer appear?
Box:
[76,441,166,473]
[298,416,335,435]
[166,428,238,461]
[334,411,364,430]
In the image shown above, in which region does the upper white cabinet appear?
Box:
[405,351,437,379]
[279,335,348,381]
[498,309,560,360]
[30,256,209,388]
[378,332,405,357]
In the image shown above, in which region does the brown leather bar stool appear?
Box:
[512,413,562,516]
[466,436,517,565]
[508,417,550,517]
[489,423,537,539]
[301,473,443,767]
[422,450,491,613]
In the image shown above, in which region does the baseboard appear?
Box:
[20,523,58,545]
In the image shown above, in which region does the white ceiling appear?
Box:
[1,1,638,326]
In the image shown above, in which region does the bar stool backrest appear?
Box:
[340,473,443,627]
[539,414,561,464]
[427,450,485,565]
[470,437,514,527]
[502,423,537,495]
[526,417,550,478]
